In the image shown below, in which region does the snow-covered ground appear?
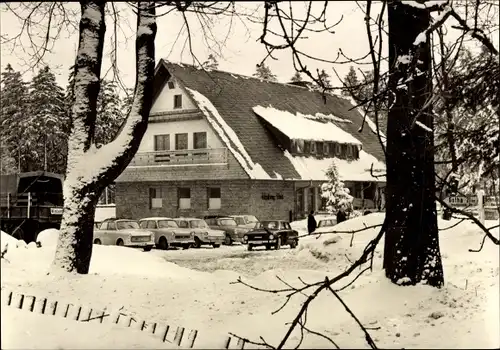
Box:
[1,214,499,349]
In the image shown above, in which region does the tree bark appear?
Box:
[383,1,444,288]
[52,1,157,274]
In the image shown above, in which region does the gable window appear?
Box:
[207,187,221,210]
[154,134,170,151]
[178,187,191,209]
[174,94,183,109]
[167,81,175,89]
[193,132,207,149]
[304,141,311,153]
[149,187,162,209]
[175,133,188,150]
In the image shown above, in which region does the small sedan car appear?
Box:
[205,216,249,245]
[174,217,225,248]
[230,214,260,230]
[243,220,299,251]
[139,217,195,250]
[311,216,337,235]
[93,218,155,251]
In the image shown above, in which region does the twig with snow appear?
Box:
[227,332,275,349]
[233,222,387,349]
[325,280,378,349]
[436,196,499,246]
[296,223,383,239]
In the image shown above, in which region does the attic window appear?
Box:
[174,94,182,109]
[167,81,175,89]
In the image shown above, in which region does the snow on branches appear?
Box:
[320,163,354,214]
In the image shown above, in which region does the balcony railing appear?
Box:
[129,148,228,166]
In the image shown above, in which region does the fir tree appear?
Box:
[290,71,303,83]
[253,63,278,82]
[320,163,354,214]
[95,80,126,146]
[202,54,219,70]
[318,69,332,88]
[342,66,360,98]
[0,64,29,172]
[28,65,67,173]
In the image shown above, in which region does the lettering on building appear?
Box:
[261,192,284,200]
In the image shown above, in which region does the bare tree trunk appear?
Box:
[383,1,444,288]
[52,1,157,274]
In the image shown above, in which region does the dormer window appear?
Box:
[174,94,182,109]
[304,141,311,153]
[322,142,328,155]
[316,141,324,155]
[167,81,175,89]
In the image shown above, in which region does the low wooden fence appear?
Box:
[1,287,250,349]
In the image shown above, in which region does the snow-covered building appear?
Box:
[115,60,386,221]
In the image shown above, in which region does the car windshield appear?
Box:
[318,220,333,228]
[116,220,140,230]
[219,218,237,226]
[234,217,245,225]
[258,221,279,229]
[190,220,208,229]
[244,215,259,224]
[158,220,178,229]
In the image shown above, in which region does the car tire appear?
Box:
[247,244,253,251]
[94,239,102,245]
[116,239,124,246]
[183,244,190,250]
[275,237,282,250]
[193,237,202,248]
[143,246,152,252]
[265,244,271,250]
[158,237,169,250]
[224,235,232,246]
[212,243,221,248]
[289,239,298,249]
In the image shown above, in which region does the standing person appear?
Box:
[337,207,347,224]
[307,210,317,234]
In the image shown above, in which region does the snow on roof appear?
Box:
[253,105,362,145]
[283,150,386,182]
[342,95,387,145]
[186,88,273,180]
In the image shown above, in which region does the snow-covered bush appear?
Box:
[321,163,354,214]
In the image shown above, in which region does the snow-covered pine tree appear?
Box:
[28,66,68,173]
[320,163,354,214]
[253,62,278,82]
[290,71,302,83]
[318,69,332,88]
[341,66,360,98]
[52,1,157,274]
[202,54,219,70]
[0,64,29,172]
[95,80,126,146]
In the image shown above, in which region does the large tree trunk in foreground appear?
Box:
[383,1,444,287]
[52,1,157,274]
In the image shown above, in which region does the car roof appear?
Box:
[261,219,288,223]
[174,217,203,221]
[103,218,135,222]
[139,217,174,221]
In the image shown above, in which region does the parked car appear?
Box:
[243,220,299,251]
[93,218,155,251]
[229,215,260,229]
[174,217,225,248]
[204,216,248,245]
[138,217,194,250]
[311,216,337,235]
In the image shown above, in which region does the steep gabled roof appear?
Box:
[155,60,385,181]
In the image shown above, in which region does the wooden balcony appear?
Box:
[129,148,228,167]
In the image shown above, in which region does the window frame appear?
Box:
[173,94,183,109]
[154,134,170,151]
[207,187,221,210]
[149,187,162,209]
[178,187,191,209]
[193,131,207,149]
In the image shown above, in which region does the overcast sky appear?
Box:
[0,1,494,91]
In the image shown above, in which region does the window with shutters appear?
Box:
[174,94,182,109]
[178,187,191,209]
[207,187,221,210]
[193,132,207,149]
[154,134,170,151]
[149,187,162,209]
[175,133,188,150]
